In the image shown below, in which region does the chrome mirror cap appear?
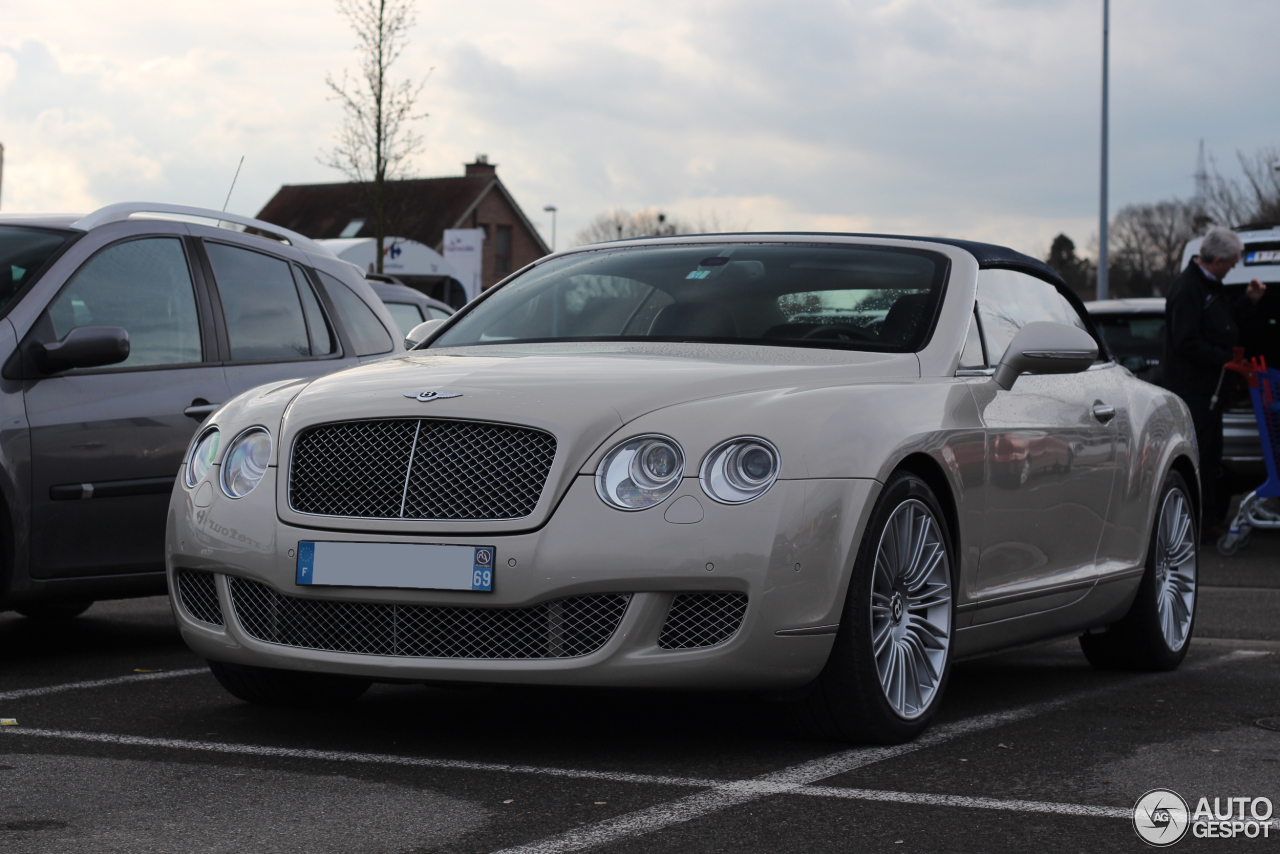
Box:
[404,318,446,349]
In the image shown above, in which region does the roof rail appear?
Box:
[70,203,333,257]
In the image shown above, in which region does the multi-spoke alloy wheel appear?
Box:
[870,499,952,720]
[799,471,955,743]
[1080,470,1197,672]
[1154,488,1197,652]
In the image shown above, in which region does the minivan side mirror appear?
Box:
[993,321,1098,390]
[36,326,131,373]
[404,318,445,350]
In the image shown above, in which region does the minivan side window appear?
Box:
[205,243,318,361]
[316,271,394,356]
[294,264,336,356]
[976,269,1088,364]
[48,237,202,368]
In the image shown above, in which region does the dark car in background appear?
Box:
[365,273,454,343]
[1085,297,1265,485]
[0,203,402,618]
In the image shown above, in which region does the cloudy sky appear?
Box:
[2,0,1277,257]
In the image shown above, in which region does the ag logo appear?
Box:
[1133,789,1190,846]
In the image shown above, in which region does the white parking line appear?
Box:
[491,650,1249,854]
[0,668,207,703]
[0,649,1256,853]
[794,786,1132,819]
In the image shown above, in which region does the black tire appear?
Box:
[16,600,94,620]
[207,660,372,707]
[796,471,956,743]
[1080,470,1197,672]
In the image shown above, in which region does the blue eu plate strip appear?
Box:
[296,541,316,584]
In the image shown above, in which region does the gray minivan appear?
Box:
[0,203,402,618]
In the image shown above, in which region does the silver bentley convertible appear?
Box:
[167,234,1200,743]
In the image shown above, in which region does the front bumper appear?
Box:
[166,471,878,690]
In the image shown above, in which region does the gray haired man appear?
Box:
[1163,226,1266,539]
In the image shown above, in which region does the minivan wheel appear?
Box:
[16,600,94,620]
[1080,471,1197,671]
[207,660,372,707]
[797,471,955,743]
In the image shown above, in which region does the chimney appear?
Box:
[465,154,496,178]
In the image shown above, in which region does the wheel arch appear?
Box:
[893,452,962,564]
[1169,453,1201,529]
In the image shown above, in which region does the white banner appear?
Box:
[443,228,486,301]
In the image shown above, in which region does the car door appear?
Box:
[194,238,354,398]
[968,270,1117,615]
[23,230,230,579]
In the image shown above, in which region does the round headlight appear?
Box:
[699,437,781,504]
[221,427,272,498]
[595,434,685,510]
[186,428,220,487]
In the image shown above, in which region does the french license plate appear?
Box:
[295,541,495,591]
[1245,250,1280,265]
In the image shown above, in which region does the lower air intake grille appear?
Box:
[658,592,748,649]
[176,569,223,626]
[228,576,630,659]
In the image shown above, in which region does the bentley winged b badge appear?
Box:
[404,391,463,402]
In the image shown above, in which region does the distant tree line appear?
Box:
[1048,146,1280,300]
[572,208,744,247]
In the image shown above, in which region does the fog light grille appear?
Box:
[658,592,748,649]
[228,576,630,659]
[176,569,223,626]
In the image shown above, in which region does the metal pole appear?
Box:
[1097,0,1110,300]
[543,205,558,251]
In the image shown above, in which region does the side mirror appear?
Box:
[404,318,445,349]
[36,326,130,373]
[992,321,1097,390]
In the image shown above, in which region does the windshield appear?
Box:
[0,226,76,314]
[430,243,949,352]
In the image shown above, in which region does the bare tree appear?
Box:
[1203,146,1280,228]
[322,0,427,272]
[1108,199,1203,296]
[571,207,748,247]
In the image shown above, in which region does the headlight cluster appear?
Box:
[186,428,220,487]
[595,434,780,510]
[184,425,272,498]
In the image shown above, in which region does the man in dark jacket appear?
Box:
[1163,226,1266,538]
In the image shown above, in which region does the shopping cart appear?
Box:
[1216,349,1280,556]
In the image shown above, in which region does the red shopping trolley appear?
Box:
[1216,349,1280,556]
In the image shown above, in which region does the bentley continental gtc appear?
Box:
[168,234,1200,743]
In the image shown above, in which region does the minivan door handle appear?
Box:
[1092,404,1116,424]
[184,399,222,421]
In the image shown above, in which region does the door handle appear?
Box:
[184,401,223,420]
[1092,404,1116,424]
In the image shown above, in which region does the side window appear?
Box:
[976,269,1085,364]
[427,307,452,321]
[47,237,202,368]
[316,271,394,356]
[206,243,313,361]
[958,306,986,369]
[384,302,425,337]
[294,265,336,356]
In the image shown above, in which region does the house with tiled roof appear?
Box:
[256,157,549,303]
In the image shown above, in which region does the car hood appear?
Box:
[288,342,919,423]
[275,342,919,534]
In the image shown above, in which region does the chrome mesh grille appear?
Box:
[658,592,748,649]
[228,576,629,659]
[289,418,556,520]
[176,569,223,626]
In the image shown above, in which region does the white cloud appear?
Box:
[1,0,1277,259]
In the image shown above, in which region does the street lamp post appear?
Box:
[1097,0,1110,300]
[543,205,558,251]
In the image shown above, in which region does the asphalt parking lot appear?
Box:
[3,530,1280,853]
